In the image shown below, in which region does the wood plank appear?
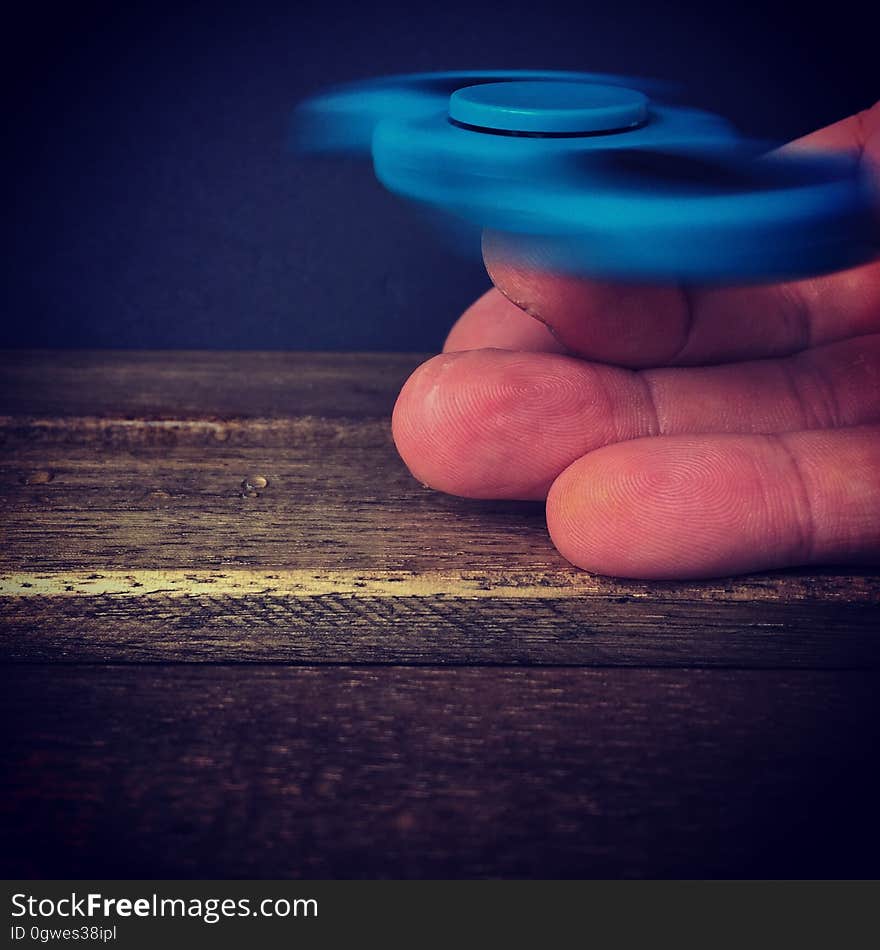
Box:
[4,353,877,880]
[0,351,420,419]
[2,351,877,666]
[1,573,878,666]
[3,665,879,879]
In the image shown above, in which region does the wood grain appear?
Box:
[0,350,417,420]
[2,579,878,666]
[3,664,880,879]
[2,351,877,668]
[2,350,879,880]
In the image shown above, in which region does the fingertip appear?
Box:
[546,436,807,579]
[392,350,553,499]
[391,352,455,491]
[392,349,629,500]
[442,288,567,354]
[483,231,690,368]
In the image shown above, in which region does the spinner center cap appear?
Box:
[448,80,649,134]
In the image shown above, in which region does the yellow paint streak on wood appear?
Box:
[0,569,610,599]
[0,570,873,602]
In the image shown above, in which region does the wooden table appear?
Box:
[2,351,879,878]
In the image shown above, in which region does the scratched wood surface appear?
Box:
[2,351,878,668]
[4,665,880,879]
[1,350,879,878]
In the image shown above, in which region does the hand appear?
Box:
[392,103,880,579]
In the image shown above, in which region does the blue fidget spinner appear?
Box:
[294,71,877,282]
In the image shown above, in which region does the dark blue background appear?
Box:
[3,0,877,350]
